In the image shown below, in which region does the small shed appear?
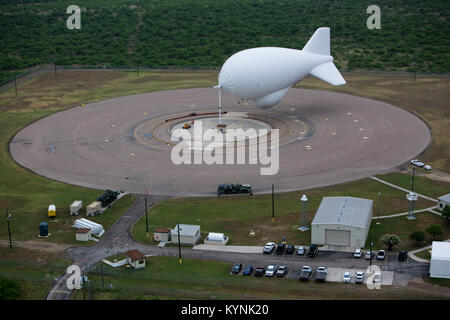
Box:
[76,228,91,242]
[125,250,146,269]
[204,232,229,246]
[311,197,373,248]
[437,194,450,211]
[171,224,201,245]
[429,241,450,279]
[154,228,171,242]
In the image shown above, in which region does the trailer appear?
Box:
[86,201,101,216]
[48,204,56,219]
[70,200,83,216]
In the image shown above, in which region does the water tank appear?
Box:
[39,222,48,237]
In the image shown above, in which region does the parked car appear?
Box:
[308,244,318,257]
[276,243,286,255]
[355,271,365,284]
[364,251,373,260]
[398,250,408,261]
[285,245,295,254]
[297,246,305,255]
[265,265,277,277]
[254,266,265,277]
[231,263,242,274]
[374,272,381,283]
[424,165,432,171]
[315,266,327,282]
[276,266,287,278]
[377,250,386,260]
[263,242,276,254]
[354,248,362,258]
[299,265,312,281]
[242,265,253,276]
[343,272,351,283]
[410,159,425,167]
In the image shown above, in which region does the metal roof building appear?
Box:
[171,224,201,245]
[311,197,373,248]
[430,241,450,279]
[438,194,450,211]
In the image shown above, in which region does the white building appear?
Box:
[311,197,373,248]
[153,228,171,242]
[75,228,91,242]
[171,224,201,245]
[124,250,146,269]
[429,241,450,279]
[437,194,450,211]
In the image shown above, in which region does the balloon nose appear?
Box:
[218,68,236,95]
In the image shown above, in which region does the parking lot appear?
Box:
[227,245,417,286]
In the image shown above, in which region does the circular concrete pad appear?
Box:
[10,88,430,196]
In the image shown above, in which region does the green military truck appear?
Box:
[217,183,253,196]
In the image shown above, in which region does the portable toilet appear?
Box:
[48,205,56,219]
[39,222,49,237]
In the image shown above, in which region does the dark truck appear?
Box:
[315,266,327,282]
[218,183,253,196]
[97,190,120,207]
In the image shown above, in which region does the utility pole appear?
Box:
[271,184,275,223]
[14,75,17,97]
[299,195,309,231]
[413,54,416,81]
[411,166,415,192]
[101,262,104,288]
[145,196,149,239]
[369,235,373,268]
[177,222,182,264]
[136,64,139,77]
[54,59,57,77]
[6,210,12,249]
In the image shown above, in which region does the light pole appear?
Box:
[113,236,119,261]
[145,196,149,239]
[369,235,373,268]
[6,210,12,249]
[272,184,275,223]
[298,195,309,231]
[177,222,182,264]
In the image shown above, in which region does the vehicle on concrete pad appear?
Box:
[299,266,312,281]
[315,266,327,282]
[308,244,318,257]
[374,272,381,284]
[265,265,278,277]
[343,272,351,283]
[365,251,373,260]
[276,266,288,278]
[285,244,295,254]
[297,246,305,255]
[355,271,364,284]
[231,263,242,274]
[263,242,276,254]
[276,243,286,255]
[398,250,408,261]
[353,248,362,258]
[217,183,253,196]
[424,165,432,171]
[410,159,424,167]
[254,266,265,277]
[242,265,253,276]
[377,250,386,260]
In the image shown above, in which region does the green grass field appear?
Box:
[131,175,449,249]
[71,256,446,300]
[0,247,71,299]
